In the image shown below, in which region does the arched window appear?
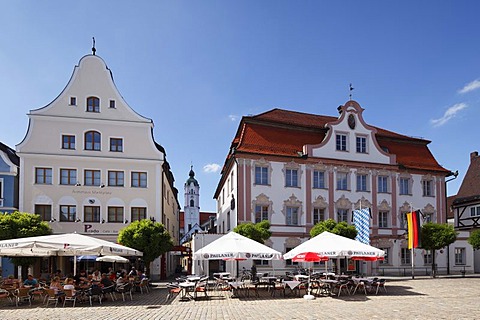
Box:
[87,96,100,112]
[190,199,195,207]
[85,131,101,151]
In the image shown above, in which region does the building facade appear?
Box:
[16,53,179,280]
[214,100,455,275]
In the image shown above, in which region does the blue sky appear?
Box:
[1,1,479,212]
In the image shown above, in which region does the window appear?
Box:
[35,204,52,221]
[424,213,433,223]
[356,174,368,192]
[336,133,347,151]
[86,96,100,112]
[313,208,325,224]
[470,206,480,217]
[401,248,411,264]
[254,259,269,266]
[231,172,234,191]
[313,170,325,189]
[255,166,268,185]
[84,206,100,222]
[379,248,389,265]
[286,247,299,266]
[84,170,101,186]
[227,211,231,231]
[378,176,388,193]
[62,135,75,149]
[285,169,298,187]
[85,131,101,151]
[337,209,348,223]
[0,178,2,207]
[455,248,466,265]
[35,168,52,184]
[286,207,299,225]
[60,205,76,222]
[109,100,116,108]
[400,212,408,229]
[399,178,410,195]
[336,172,348,190]
[190,199,194,207]
[108,207,124,223]
[131,172,147,188]
[422,180,433,197]
[378,211,389,228]
[255,205,269,223]
[108,171,124,187]
[110,138,123,152]
[60,169,77,185]
[70,97,77,106]
[356,136,367,153]
[132,207,146,221]
[424,250,433,264]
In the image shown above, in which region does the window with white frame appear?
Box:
[313,208,325,225]
[336,172,348,190]
[378,175,388,193]
[60,205,76,222]
[108,206,124,223]
[356,135,367,153]
[422,179,434,197]
[286,206,299,225]
[337,209,348,223]
[455,248,466,265]
[84,169,101,186]
[35,204,51,221]
[227,211,231,231]
[378,211,389,228]
[313,170,325,189]
[286,247,299,266]
[0,178,3,207]
[336,133,347,151]
[379,247,389,264]
[470,206,480,217]
[255,166,268,185]
[60,168,77,185]
[423,250,433,264]
[231,172,234,191]
[356,174,368,192]
[108,171,124,187]
[400,211,408,229]
[35,168,52,184]
[401,248,411,264]
[424,213,433,223]
[84,206,100,223]
[285,169,298,187]
[255,205,269,223]
[86,96,100,112]
[399,178,410,195]
[131,172,147,188]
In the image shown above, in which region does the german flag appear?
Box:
[407,210,422,249]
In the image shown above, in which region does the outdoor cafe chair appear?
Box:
[102,284,117,301]
[371,279,387,294]
[62,289,76,307]
[194,278,209,300]
[13,287,32,307]
[0,289,12,305]
[165,283,181,302]
[116,283,133,302]
[44,288,59,307]
[86,286,103,306]
[138,278,150,294]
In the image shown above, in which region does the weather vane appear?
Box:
[92,37,96,55]
[349,83,354,100]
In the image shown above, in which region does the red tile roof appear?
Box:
[455,152,480,202]
[179,211,216,228]
[232,108,448,173]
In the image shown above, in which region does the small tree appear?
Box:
[421,222,457,277]
[310,219,357,239]
[0,211,52,277]
[467,229,480,250]
[234,220,272,244]
[118,219,173,277]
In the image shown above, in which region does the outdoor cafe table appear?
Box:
[318,279,339,295]
[283,281,301,296]
[213,272,230,279]
[294,275,309,281]
[178,282,195,301]
[228,281,245,298]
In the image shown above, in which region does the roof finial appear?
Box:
[349,83,354,100]
[92,37,96,55]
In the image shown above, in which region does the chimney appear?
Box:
[471,151,479,162]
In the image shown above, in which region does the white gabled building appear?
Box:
[214,100,455,276]
[16,52,179,280]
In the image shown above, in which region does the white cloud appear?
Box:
[228,114,238,122]
[458,79,480,94]
[203,163,221,173]
[430,103,468,127]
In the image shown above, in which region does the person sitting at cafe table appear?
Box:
[62,278,76,294]
[91,270,101,282]
[100,273,114,288]
[74,270,88,285]
[116,272,127,286]
[23,274,38,287]
[128,267,138,277]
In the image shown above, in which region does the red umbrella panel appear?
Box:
[292,252,329,262]
[351,256,384,261]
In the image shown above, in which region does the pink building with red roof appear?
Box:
[214,100,457,275]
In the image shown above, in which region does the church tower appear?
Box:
[183,166,200,239]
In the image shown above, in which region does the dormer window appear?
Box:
[87,97,100,112]
[356,135,367,153]
[109,100,116,108]
[70,97,77,106]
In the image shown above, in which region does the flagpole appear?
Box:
[410,203,415,280]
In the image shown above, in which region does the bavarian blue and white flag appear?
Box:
[353,208,371,245]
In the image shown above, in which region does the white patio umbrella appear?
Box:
[193,232,283,277]
[0,233,142,275]
[96,255,130,263]
[283,231,385,261]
